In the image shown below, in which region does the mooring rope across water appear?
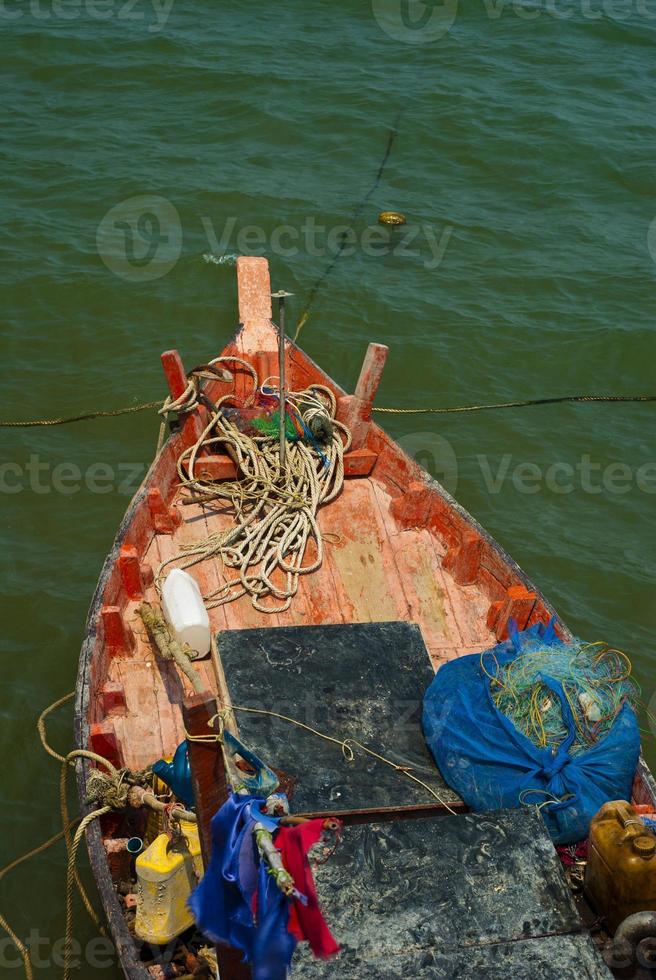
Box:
[0,401,163,427]
[2,392,654,428]
[371,394,656,414]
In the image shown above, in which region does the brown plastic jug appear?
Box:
[584,800,656,933]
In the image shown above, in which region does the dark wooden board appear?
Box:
[295,934,610,979]
[293,808,612,978]
[218,622,462,816]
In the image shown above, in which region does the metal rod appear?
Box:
[272,290,293,470]
[278,294,286,469]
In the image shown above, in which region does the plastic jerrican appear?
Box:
[585,800,656,933]
[135,819,203,944]
[161,568,210,656]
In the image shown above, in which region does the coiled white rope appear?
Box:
[156,359,351,614]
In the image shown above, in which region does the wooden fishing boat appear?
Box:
[75,257,656,979]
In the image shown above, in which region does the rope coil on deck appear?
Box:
[156,358,352,614]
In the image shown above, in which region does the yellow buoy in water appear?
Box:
[378,211,406,226]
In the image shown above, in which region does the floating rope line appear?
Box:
[293,106,405,342]
[156,358,351,614]
[2,393,655,428]
[0,694,119,980]
[0,401,162,427]
[0,819,82,980]
[371,394,656,414]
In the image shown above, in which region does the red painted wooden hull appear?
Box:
[75,257,656,979]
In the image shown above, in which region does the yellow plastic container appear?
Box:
[135,820,203,945]
[142,771,171,847]
[584,800,656,933]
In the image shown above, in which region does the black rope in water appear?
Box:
[1,393,654,428]
[371,394,656,415]
[293,107,405,342]
[0,401,163,427]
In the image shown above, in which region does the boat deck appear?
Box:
[107,475,495,772]
[294,808,612,979]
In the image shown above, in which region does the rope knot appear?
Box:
[85,768,131,811]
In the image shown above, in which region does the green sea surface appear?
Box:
[1,1,655,975]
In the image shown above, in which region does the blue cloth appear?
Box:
[189,793,295,979]
[152,740,194,808]
[248,799,281,834]
[422,622,641,844]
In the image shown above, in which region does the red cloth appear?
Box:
[556,840,588,866]
[275,820,340,959]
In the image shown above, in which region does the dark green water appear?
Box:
[2,1,656,974]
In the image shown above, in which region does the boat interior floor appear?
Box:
[109,476,496,773]
[218,621,462,817]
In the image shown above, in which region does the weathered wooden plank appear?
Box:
[182,692,252,980]
[181,447,378,481]
[113,661,165,769]
[370,481,464,658]
[316,480,408,624]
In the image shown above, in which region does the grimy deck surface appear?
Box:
[293,808,612,979]
[114,476,495,773]
[219,621,462,815]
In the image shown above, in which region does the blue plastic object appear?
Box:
[152,733,280,810]
[223,730,279,799]
[422,622,641,844]
[152,740,194,808]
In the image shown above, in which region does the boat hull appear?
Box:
[75,257,656,978]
